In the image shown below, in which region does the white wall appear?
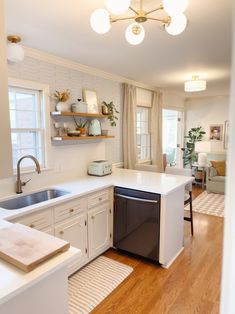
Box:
[0,0,13,179]
[185,95,229,138]
[220,5,235,313]
[0,51,124,197]
[162,91,185,110]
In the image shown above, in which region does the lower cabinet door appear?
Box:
[88,204,110,259]
[55,213,88,266]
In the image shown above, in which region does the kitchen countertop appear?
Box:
[0,220,80,305]
[0,168,193,221]
[0,168,193,305]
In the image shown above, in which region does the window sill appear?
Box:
[137,159,152,165]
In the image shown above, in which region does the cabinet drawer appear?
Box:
[88,189,110,209]
[54,197,87,223]
[12,209,53,231]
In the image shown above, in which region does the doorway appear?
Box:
[162,109,183,167]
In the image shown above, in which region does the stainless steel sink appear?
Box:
[0,189,70,210]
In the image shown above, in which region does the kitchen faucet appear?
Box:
[16,155,41,194]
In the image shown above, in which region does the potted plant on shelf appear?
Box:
[73,117,87,137]
[181,126,206,168]
[52,90,70,112]
[101,101,119,135]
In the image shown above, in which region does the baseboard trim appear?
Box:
[160,247,184,269]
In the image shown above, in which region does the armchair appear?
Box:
[206,165,225,194]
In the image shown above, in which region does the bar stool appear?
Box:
[165,167,194,236]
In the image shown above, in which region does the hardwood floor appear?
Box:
[92,187,223,314]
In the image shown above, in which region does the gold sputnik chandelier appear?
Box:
[90,0,189,45]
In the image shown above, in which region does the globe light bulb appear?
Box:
[125,23,145,45]
[105,0,131,15]
[90,9,111,34]
[165,13,187,36]
[163,0,189,15]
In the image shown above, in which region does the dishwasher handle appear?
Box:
[114,193,159,204]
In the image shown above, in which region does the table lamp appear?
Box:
[195,141,224,166]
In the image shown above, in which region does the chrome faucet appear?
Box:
[16,155,41,194]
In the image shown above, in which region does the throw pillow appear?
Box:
[211,160,226,176]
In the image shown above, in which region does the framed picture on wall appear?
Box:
[224,120,229,149]
[82,89,99,113]
[209,124,223,141]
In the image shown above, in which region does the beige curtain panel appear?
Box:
[151,91,163,172]
[123,83,137,169]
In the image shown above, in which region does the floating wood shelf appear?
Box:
[52,135,114,141]
[51,111,106,118]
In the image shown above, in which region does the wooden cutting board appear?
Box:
[0,223,70,272]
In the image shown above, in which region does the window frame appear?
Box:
[136,106,151,163]
[8,78,51,174]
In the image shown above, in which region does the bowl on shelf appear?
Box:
[67,130,81,137]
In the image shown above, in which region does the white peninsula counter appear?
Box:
[0,168,193,311]
[0,220,81,314]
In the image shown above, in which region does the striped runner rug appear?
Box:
[68,256,133,314]
[185,191,224,217]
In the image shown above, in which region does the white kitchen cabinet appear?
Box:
[10,209,53,232]
[55,213,88,268]
[88,204,111,259]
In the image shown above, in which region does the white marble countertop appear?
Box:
[0,168,193,221]
[0,168,193,220]
[0,167,192,305]
[0,220,80,305]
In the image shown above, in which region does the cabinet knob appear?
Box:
[59,230,64,235]
[99,197,103,201]
[70,208,74,213]
[91,216,95,220]
[29,224,35,228]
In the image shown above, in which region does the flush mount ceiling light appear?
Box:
[7,35,24,64]
[90,0,189,45]
[184,75,207,92]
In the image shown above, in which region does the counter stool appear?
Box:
[165,167,194,236]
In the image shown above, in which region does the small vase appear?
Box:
[78,127,87,137]
[55,101,70,112]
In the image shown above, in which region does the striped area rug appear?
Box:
[185,191,224,217]
[68,256,133,314]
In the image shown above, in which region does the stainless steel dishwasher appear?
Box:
[113,186,161,262]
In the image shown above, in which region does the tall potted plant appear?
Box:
[181,127,206,168]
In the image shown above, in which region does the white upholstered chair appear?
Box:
[165,167,194,236]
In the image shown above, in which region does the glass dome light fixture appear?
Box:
[125,23,145,45]
[163,0,189,15]
[90,9,111,34]
[184,75,207,92]
[7,35,24,64]
[90,0,189,44]
[105,0,131,15]
[165,13,187,36]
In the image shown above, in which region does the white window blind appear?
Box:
[8,86,46,171]
[136,88,152,108]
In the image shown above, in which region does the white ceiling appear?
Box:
[5,0,232,97]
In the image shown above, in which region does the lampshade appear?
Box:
[184,76,207,92]
[125,23,145,45]
[163,0,189,15]
[165,13,187,36]
[7,36,24,64]
[105,0,131,15]
[90,9,111,34]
